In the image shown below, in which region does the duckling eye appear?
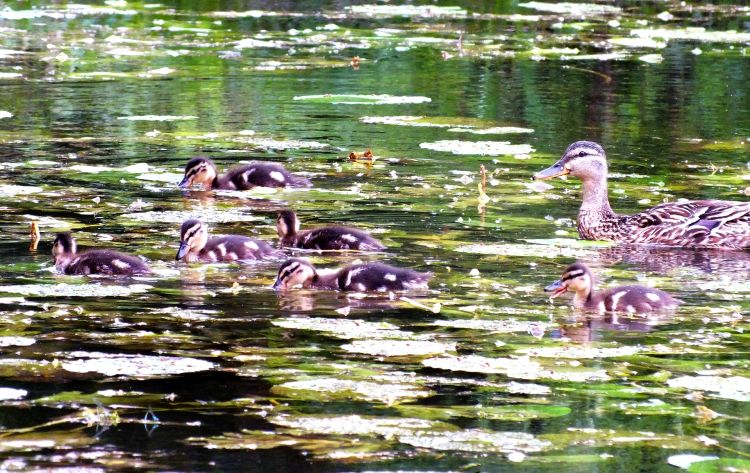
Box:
[578,151,587,157]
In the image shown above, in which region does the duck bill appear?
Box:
[272,278,284,290]
[175,242,189,260]
[544,279,568,299]
[178,176,190,189]
[533,161,569,180]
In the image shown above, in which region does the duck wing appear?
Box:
[624,200,750,247]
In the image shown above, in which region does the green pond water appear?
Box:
[1,0,750,471]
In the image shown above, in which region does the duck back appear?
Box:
[219,162,311,190]
[590,285,679,313]
[297,226,385,251]
[198,235,279,262]
[63,250,151,276]
[337,263,431,291]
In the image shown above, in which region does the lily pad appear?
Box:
[61,352,215,377]
[272,378,433,404]
[0,283,152,298]
[423,355,611,382]
[667,375,750,401]
[0,387,27,400]
[293,94,432,105]
[419,140,534,156]
[399,429,551,454]
[341,340,456,357]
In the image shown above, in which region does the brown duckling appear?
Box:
[178,157,311,190]
[176,219,279,263]
[52,233,151,276]
[545,262,679,313]
[276,210,385,251]
[272,258,431,291]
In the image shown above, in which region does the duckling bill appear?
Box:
[273,258,431,291]
[179,157,311,190]
[53,233,151,276]
[546,262,679,313]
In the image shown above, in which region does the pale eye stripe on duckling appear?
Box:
[562,269,585,280]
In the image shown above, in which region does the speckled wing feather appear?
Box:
[622,200,750,247]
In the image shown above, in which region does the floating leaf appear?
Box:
[272,378,432,404]
[61,352,214,377]
[293,94,431,105]
[419,140,534,156]
[341,339,455,357]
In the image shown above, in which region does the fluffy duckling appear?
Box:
[272,258,431,291]
[178,157,311,190]
[52,233,151,276]
[176,219,279,263]
[276,210,385,251]
[545,262,679,313]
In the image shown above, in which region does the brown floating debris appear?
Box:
[29,221,40,251]
[348,149,374,161]
[478,164,490,208]
[350,56,360,70]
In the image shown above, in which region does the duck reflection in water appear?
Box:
[275,290,431,313]
[553,311,675,343]
[597,244,750,280]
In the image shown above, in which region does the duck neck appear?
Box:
[54,253,74,272]
[572,288,593,309]
[310,268,341,290]
[579,175,614,216]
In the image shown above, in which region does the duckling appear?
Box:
[52,233,151,276]
[272,258,431,291]
[276,210,385,251]
[533,141,750,248]
[178,157,311,190]
[545,262,679,313]
[176,219,279,263]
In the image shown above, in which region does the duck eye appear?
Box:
[578,151,587,157]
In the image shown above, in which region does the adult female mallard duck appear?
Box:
[276,210,385,251]
[545,262,679,313]
[533,141,750,248]
[53,233,151,276]
[272,258,431,291]
[176,219,280,263]
[178,157,311,190]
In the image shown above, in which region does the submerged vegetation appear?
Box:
[0,0,749,471]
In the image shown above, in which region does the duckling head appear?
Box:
[276,210,301,240]
[545,262,593,300]
[533,141,608,182]
[176,219,208,262]
[178,157,218,189]
[52,232,76,260]
[273,258,317,290]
